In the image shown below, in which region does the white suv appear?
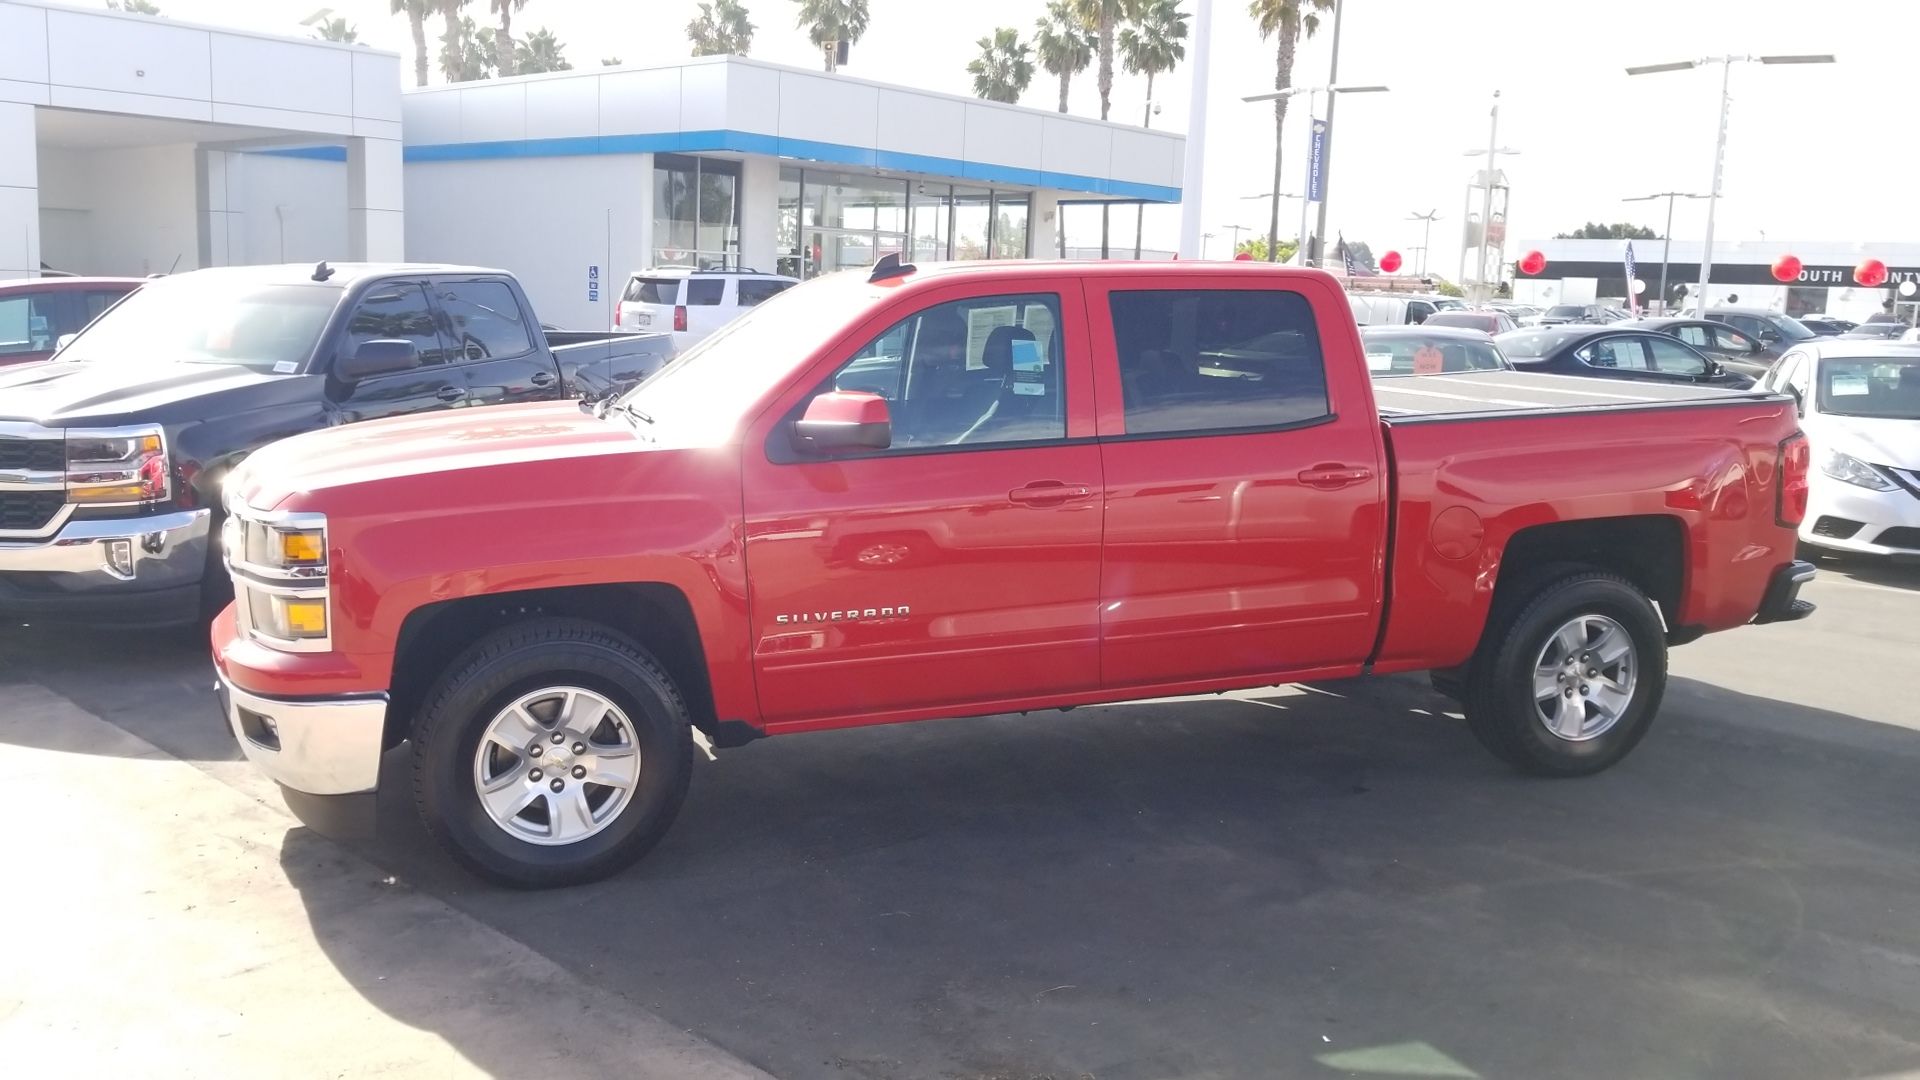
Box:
[615,267,799,350]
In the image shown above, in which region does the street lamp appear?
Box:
[1623,191,1707,311]
[1626,54,1835,306]
[1242,84,1390,264]
[1458,91,1518,295]
[1407,210,1441,277]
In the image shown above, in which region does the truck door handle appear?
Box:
[1009,481,1094,506]
[530,371,556,387]
[436,386,468,402]
[1297,464,1373,489]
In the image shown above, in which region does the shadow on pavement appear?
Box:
[279,675,1920,1080]
[1807,550,1920,592]
[0,622,240,763]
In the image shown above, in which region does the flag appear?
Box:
[1340,233,1358,277]
[1624,242,1640,314]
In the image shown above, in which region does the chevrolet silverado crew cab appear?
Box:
[214,257,1817,888]
[0,262,670,627]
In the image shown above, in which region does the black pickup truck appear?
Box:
[0,262,672,626]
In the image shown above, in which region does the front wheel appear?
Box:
[1462,572,1668,777]
[411,618,694,888]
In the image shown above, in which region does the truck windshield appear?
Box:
[1817,357,1920,420]
[613,275,866,433]
[58,277,340,372]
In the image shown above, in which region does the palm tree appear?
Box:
[1250,0,1334,261]
[792,0,869,72]
[968,28,1034,105]
[687,0,755,57]
[490,0,525,76]
[1071,0,1141,120]
[602,56,623,66]
[1033,0,1094,114]
[392,0,433,86]
[311,16,359,42]
[439,0,472,84]
[1119,0,1186,256]
[437,14,493,82]
[106,0,162,13]
[515,28,572,73]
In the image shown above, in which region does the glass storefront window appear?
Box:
[771,171,1031,278]
[777,166,803,278]
[953,188,991,261]
[653,154,740,269]
[992,193,1030,259]
[911,184,950,263]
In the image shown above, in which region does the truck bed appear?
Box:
[1372,370,1782,422]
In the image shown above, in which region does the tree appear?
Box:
[490,0,525,77]
[515,27,571,73]
[1033,1,1094,114]
[1119,0,1186,256]
[968,28,1035,105]
[688,0,756,57]
[392,0,434,86]
[311,16,358,43]
[1072,0,1142,121]
[1237,236,1298,263]
[1434,277,1466,297]
[438,15,494,82]
[792,0,869,72]
[602,56,624,66]
[106,0,162,14]
[1553,222,1660,240]
[1249,0,1335,262]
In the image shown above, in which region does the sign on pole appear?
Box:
[1307,120,1328,202]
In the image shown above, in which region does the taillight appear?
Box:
[615,301,630,327]
[1777,432,1810,527]
[66,426,171,506]
[673,305,687,333]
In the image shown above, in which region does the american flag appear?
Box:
[1340,234,1358,277]
[1624,242,1639,314]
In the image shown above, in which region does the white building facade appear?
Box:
[398,57,1185,329]
[0,0,402,280]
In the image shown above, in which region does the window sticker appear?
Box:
[1010,338,1047,395]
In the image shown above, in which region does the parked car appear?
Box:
[1537,304,1631,326]
[1796,316,1857,336]
[0,262,673,627]
[1700,306,1817,351]
[1839,322,1910,341]
[0,276,145,367]
[1623,317,1779,377]
[1348,292,1443,325]
[1757,342,1920,557]
[1496,326,1756,389]
[1488,302,1541,320]
[1361,324,1512,376]
[1423,309,1519,334]
[615,267,799,349]
[213,257,1814,886]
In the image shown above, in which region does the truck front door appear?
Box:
[429,278,564,405]
[329,282,467,421]
[741,284,1103,727]
[1087,276,1388,688]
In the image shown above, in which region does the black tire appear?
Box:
[411,618,694,888]
[1462,571,1667,777]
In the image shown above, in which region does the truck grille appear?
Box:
[0,437,63,473]
[0,491,65,532]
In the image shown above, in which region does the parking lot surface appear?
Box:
[4,556,1918,1079]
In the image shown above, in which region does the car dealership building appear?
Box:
[1,0,1184,331]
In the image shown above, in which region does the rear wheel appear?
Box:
[411,618,693,887]
[1462,572,1667,776]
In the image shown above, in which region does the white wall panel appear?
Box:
[235,154,347,265]
[211,102,353,136]
[775,72,878,147]
[525,75,599,140]
[1108,128,1179,187]
[0,184,39,276]
[722,62,780,137]
[0,3,48,84]
[1039,117,1110,179]
[457,82,527,143]
[211,35,351,116]
[961,105,1043,172]
[0,96,35,189]
[401,90,461,144]
[47,85,212,122]
[677,62,728,132]
[351,50,402,122]
[597,68,681,135]
[45,9,212,101]
[875,89,964,162]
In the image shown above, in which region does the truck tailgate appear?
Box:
[1372,370,1779,421]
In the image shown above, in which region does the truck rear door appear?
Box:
[1085,273,1389,688]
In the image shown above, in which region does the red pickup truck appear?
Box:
[213,258,1815,887]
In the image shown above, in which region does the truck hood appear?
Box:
[1806,414,1920,471]
[232,400,646,511]
[0,359,312,427]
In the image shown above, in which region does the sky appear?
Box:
[96,0,1920,274]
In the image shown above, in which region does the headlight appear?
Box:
[246,523,328,570]
[1819,449,1896,491]
[67,426,170,505]
[252,593,329,642]
[226,509,331,652]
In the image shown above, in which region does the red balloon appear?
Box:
[1518,250,1547,275]
[1771,254,1802,283]
[1380,250,1404,273]
[1234,251,1254,261]
[1854,258,1888,287]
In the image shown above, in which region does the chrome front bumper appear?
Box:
[218,672,389,796]
[0,507,211,591]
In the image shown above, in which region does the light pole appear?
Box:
[1623,191,1707,312]
[1311,0,1345,268]
[1176,0,1213,259]
[1626,53,1835,307]
[1242,84,1389,264]
[1407,209,1440,277]
[1458,91,1518,295]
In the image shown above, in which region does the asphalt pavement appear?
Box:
[3,554,1918,1079]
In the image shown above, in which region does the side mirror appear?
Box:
[337,339,421,380]
[54,333,77,352]
[793,391,891,453]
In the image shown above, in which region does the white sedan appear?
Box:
[1760,342,1920,557]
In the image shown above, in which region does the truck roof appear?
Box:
[872,260,1333,284]
[174,262,510,286]
[1372,370,1786,422]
